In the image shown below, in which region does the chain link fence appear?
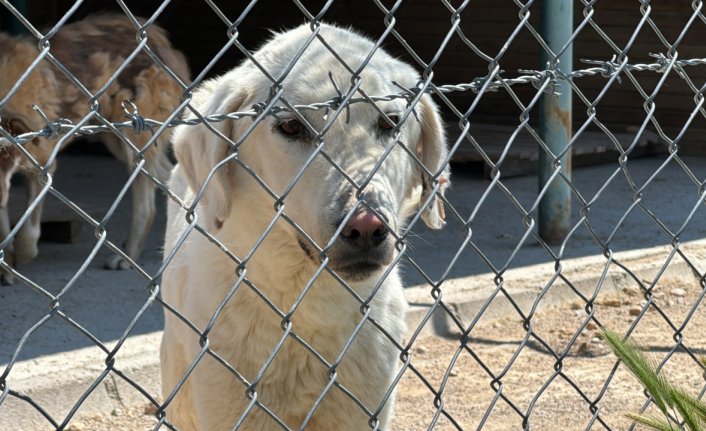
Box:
[1,0,706,430]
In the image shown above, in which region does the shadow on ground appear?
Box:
[2,152,706,363]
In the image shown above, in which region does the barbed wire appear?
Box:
[2,1,706,430]
[3,53,706,148]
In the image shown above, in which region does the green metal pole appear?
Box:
[538,0,573,245]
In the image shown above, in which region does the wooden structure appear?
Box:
[7,1,705,183]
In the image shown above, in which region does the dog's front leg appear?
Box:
[162,340,248,431]
[105,172,156,270]
[189,357,252,431]
[15,169,49,265]
[0,204,14,285]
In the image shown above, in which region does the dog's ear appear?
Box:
[172,86,249,229]
[416,95,450,230]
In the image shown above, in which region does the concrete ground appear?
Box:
[2,150,706,430]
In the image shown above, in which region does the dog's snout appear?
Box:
[340,211,389,249]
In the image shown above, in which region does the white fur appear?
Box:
[160,23,450,430]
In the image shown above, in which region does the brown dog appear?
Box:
[0,14,190,282]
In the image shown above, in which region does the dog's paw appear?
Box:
[1,270,14,286]
[104,255,131,270]
[14,240,38,266]
[1,250,15,286]
[1,266,14,285]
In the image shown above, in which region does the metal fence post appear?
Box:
[538,0,573,244]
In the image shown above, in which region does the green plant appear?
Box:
[602,329,706,431]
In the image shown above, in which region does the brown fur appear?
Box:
[0,14,191,280]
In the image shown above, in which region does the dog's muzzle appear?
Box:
[325,206,395,281]
[297,187,397,281]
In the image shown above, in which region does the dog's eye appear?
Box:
[378,114,400,131]
[277,119,305,139]
[9,120,28,135]
[0,118,12,134]
[1,118,27,135]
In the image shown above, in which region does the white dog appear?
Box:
[160,23,450,430]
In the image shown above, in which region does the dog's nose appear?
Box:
[340,210,389,249]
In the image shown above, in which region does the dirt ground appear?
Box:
[66,276,705,431]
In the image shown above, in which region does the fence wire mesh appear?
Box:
[1,0,706,430]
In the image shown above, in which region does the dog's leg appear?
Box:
[0,205,14,285]
[104,172,156,270]
[161,326,201,430]
[15,169,49,266]
[191,357,251,431]
[103,130,174,270]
